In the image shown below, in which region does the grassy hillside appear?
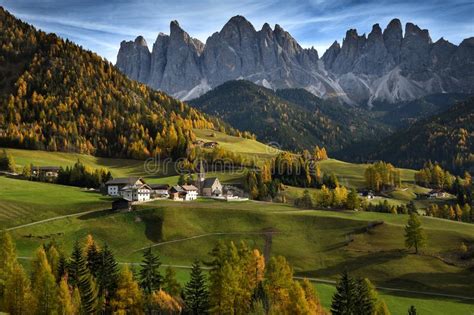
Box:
[7,199,474,313]
[1,148,471,313]
[193,128,280,161]
[314,283,474,315]
[318,159,416,188]
[0,176,111,227]
[2,147,148,177]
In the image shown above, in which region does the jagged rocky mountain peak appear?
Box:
[134,35,148,47]
[368,24,383,39]
[221,15,256,34]
[170,20,184,34]
[405,22,432,43]
[116,16,474,105]
[386,18,403,31]
[261,22,272,33]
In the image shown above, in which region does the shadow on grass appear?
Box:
[140,213,164,243]
[380,270,474,302]
[296,250,474,304]
[298,249,407,279]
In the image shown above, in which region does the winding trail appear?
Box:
[5,209,106,231]
[133,231,278,252]
[293,277,474,301]
[9,211,474,302]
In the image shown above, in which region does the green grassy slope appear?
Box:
[193,128,280,162]
[8,200,473,300]
[318,159,416,188]
[315,283,474,315]
[2,147,147,177]
[0,176,111,227]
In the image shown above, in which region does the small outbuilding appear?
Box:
[112,198,133,211]
[32,166,61,179]
[169,185,185,200]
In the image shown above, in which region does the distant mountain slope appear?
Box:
[374,93,472,127]
[0,7,231,159]
[117,16,474,106]
[354,97,474,173]
[189,80,390,152]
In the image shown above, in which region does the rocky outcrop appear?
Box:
[116,16,474,106]
[116,36,151,83]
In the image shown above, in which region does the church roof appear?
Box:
[202,177,220,188]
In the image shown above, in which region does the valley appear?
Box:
[1,141,473,313]
[0,4,473,314]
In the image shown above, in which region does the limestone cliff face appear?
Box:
[116,16,474,105]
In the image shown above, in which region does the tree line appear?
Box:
[294,187,361,210]
[0,148,15,172]
[244,148,335,201]
[364,161,401,193]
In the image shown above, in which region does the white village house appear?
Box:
[181,185,199,201]
[105,177,151,202]
[120,184,152,202]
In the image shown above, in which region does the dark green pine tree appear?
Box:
[331,270,357,315]
[68,240,84,287]
[68,240,98,313]
[184,260,209,315]
[408,305,417,315]
[97,244,119,302]
[86,241,102,277]
[407,201,418,214]
[139,247,162,294]
[78,270,98,314]
[353,278,375,315]
[56,254,67,283]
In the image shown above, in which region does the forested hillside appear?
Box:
[189,80,390,152]
[0,7,236,159]
[357,98,474,173]
[373,93,472,127]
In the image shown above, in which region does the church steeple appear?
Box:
[196,160,205,194]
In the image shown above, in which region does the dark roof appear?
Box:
[105,177,143,185]
[170,185,184,193]
[203,177,219,188]
[149,184,170,190]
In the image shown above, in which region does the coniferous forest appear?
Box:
[0,7,245,160]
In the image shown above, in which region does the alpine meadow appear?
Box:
[0,1,473,315]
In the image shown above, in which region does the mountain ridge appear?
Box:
[116,16,474,106]
[188,80,390,152]
[341,97,474,173]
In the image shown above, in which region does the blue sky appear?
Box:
[1,0,473,63]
